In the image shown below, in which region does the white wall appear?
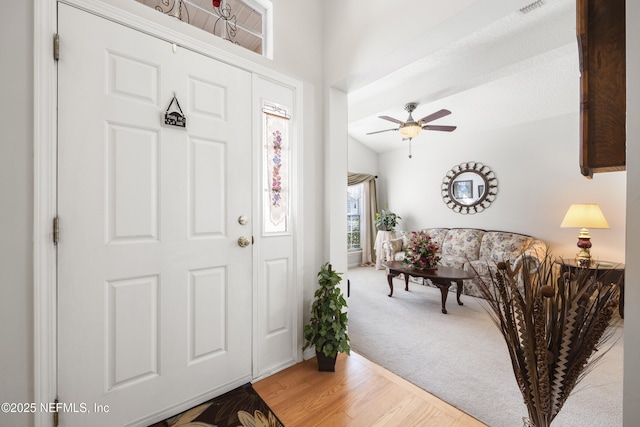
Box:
[377,112,626,262]
[624,1,640,424]
[270,0,326,338]
[0,2,33,426]
[325,88,349,278]
[348,136,379,176]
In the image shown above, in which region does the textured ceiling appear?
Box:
[348,0,578,154]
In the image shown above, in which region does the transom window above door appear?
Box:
[136,0,271,56]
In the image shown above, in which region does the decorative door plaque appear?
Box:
[164,94,187,128]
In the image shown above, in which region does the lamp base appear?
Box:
[575,230,592,267]
[575,249,592,267]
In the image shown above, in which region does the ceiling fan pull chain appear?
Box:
[408,139,413,159]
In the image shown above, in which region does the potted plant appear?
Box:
[375,208,401,232]
[475,254,622,427]
[303,262,350,371]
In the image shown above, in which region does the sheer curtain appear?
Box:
[348,173,378,265]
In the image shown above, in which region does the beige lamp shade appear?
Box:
[560,204,610,229]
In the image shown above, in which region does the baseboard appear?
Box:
[302,347,316,360]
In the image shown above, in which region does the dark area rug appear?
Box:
[150,383,284,427]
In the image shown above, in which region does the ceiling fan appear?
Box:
[366,102,457,158]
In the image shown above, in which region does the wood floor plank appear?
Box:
[340,374,397,418]
[253,352,487,427]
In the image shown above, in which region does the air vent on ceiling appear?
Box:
[519,0,545,14]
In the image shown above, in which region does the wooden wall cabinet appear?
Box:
[577,0,626,178]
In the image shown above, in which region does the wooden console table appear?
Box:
[556,259,625,318]
[382,261,473,314]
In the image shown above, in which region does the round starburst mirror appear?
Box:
[441,161,498,214]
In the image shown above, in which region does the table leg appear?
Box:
[439,285,449,314]
[404,274,410,291]
[430,280,452,314]
[387,270,401,297]
[455,280,464,307]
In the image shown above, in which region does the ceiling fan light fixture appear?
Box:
[399,123,421,139]
[366,104,455,150]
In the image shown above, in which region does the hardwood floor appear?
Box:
[253,352,487,427]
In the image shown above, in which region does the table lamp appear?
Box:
[560,204,610,266]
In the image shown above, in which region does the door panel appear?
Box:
[57,4,252,425]
[253,76,298,377]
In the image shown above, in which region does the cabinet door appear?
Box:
[577,0,626,178]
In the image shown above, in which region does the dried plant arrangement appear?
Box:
[474,254,622,427]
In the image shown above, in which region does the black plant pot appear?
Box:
[316,351,337,372]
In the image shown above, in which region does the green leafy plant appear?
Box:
[303,262,350,358]
[475,254,621,427]
[375,209,401,232]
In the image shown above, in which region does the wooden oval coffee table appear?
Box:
[381,261,474,314]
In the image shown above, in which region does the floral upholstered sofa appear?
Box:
[381,228,547,298]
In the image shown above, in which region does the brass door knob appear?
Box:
[238,236,250,247]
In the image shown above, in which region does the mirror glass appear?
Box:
[451,171,486,205]
[441,162,497,214]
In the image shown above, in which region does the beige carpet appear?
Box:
[346,266,623,427]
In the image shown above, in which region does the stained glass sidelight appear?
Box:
[263,104,290,234]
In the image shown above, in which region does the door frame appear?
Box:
[34,1,304,425]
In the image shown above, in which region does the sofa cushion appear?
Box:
[392,252,405,261]
[400,231,411,247]
[441,228,485,260]
[466,259,501,280]
[387,239,404,255]
[439,255,467,270]
[421,228,449,252]
[479,231,532,263]
[463,260,498,298]
[524,239,548,260]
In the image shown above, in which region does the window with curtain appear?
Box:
[347,173,378,266]
[347,184,363,251]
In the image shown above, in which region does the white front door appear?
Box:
[57,4,252,426]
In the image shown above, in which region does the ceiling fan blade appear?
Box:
[378,115,405,125]
[422,125,457,132]
[417,109,451,124]
[366,128,399,135]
